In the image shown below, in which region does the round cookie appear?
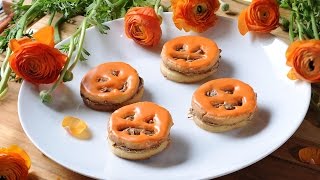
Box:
[108,102,174,160]
[161,35,220,83]
[80,62,144,111]
[191,78,257,132]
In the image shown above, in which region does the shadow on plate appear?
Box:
[224,106,271,138]
[135,132,190,168]
[191,59,235,87]
[141,87,153,102]
[39,84,79,112]
[212,57,235,79]
[201,16,235,40]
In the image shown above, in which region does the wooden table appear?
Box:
[1,0,320,179]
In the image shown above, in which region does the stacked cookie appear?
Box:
[160,36,220,83]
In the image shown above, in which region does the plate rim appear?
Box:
[18,12,312,179]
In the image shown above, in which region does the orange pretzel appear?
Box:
[192,78,257,124]
[161,36,220,73]
[108,102,173,150]
[81,62,140,104]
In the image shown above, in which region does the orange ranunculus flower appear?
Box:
[0,145,31,180]
[286,40,320,83]
[238,0,279,35]
[124,7,162,47]
[9,26,67,84]
[171,0,220,33]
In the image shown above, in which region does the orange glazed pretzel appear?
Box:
[160,36,220,83]
[80,62,144,111]
[108,102,173,160]
[191,78,257,132]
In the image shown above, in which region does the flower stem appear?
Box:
[48,11,56,25]
[154,0,161,14]
[293,0,303,40]
[105,0,127,8]
[295,19,303,40]
[289,11,295,43]
[54,16,66,44]
[1,49,11,77]
[307,0,319,40]
[66,0,102,71]
[43,0,103,99]
[47,36,75,94]
[67,19,87,71]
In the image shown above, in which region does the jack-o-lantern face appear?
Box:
[108,102,173,150]
[80,62,140,104]
[161,36,220,73]
[192,78,257,121]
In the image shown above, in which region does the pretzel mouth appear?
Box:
[201,115,253,126]
[81,77,144,105]
[164,57,220,76]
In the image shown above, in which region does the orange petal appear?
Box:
[287,68,298,80]
[0,145,31,169]
[17,37,33,45]
[7,145,31,169]
[62,116,90,139]
[299,147,320,165]
[33,26,55,47]
[238,9,249,35]
[9,39,21,52]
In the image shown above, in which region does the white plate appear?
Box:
[18,13,311,179]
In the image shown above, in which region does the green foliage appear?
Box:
[279,0,320,40]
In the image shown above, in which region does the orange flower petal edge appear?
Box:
[238,9,249,35]
[285,40,320,83]
[299,147,320,165]
[238,0,279,35]
[287,68,298,80]
[33,26,55,47]
[171,0,220,33]
[124,7,162,47]
[9,39,21,52]
[9,38,33,52]
[0,145,30,179]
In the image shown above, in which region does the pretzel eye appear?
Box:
[112,70,120,76]
[147,119,154,124]
[175,44,186,52]
[206,90,217,97]
[124,114,135,121]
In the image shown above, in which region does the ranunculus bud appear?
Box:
[124,7,162,47]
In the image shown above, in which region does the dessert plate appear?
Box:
[18,13,311,179]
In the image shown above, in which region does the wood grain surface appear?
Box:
[1,0,320,179]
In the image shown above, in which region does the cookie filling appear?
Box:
[164,58,220,76]
[190,108,254,127]
[110,139,168,153]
